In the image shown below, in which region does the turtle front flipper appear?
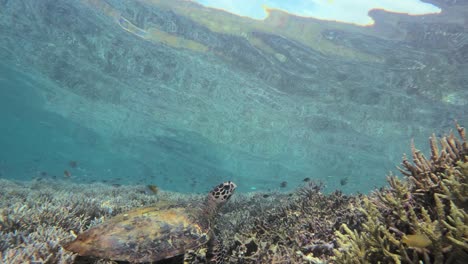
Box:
[182,237,227,264]
[209,237,229,264]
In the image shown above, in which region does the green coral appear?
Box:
[334,124,468,264]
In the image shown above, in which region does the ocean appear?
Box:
[0,0,466,263]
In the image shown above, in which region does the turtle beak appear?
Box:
[228,181,237,190]
[224,181,237,196]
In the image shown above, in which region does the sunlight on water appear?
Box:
[0,0,467,261]
[192,0,441,25]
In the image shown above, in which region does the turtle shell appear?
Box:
[64,204,210,263]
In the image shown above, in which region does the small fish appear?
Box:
[262,194,270,198]
[340,177,348,186]
[303,177,311,182]
[147,184,159,194]
[280,181,288,188]
[402,234,432,248]
[64,170,71,178]
[69,160,78,168]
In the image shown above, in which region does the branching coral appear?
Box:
[1,124,466,264]
[0,180,179,264]
[215,183,363,263]
[334,123,468,264]
[0,225,76,264]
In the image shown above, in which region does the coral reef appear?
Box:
[0,180,192,264]
[0,124,466,263]
[334,124,467,263]
[214,123,467,263]
[213,183,364,263]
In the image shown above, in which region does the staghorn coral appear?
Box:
[0,179,198,264]
[334,123,468,264]
[215,182,364,263]
[0,225,76,264]
[1,124,466,263]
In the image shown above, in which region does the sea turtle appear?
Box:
[64,181,237,263]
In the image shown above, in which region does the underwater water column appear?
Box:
[0,0,466,193]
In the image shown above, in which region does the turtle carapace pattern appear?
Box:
[64,181,237,263]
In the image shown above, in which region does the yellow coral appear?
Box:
[334,123,468,263]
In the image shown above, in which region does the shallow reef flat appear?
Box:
[0,180,190,263]
[1,124,467,264]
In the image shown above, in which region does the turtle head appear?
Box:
[208,181,237,205]
[200,181,236,226]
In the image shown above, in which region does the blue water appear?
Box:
[0,60,433,193]
[0,0,466,194]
